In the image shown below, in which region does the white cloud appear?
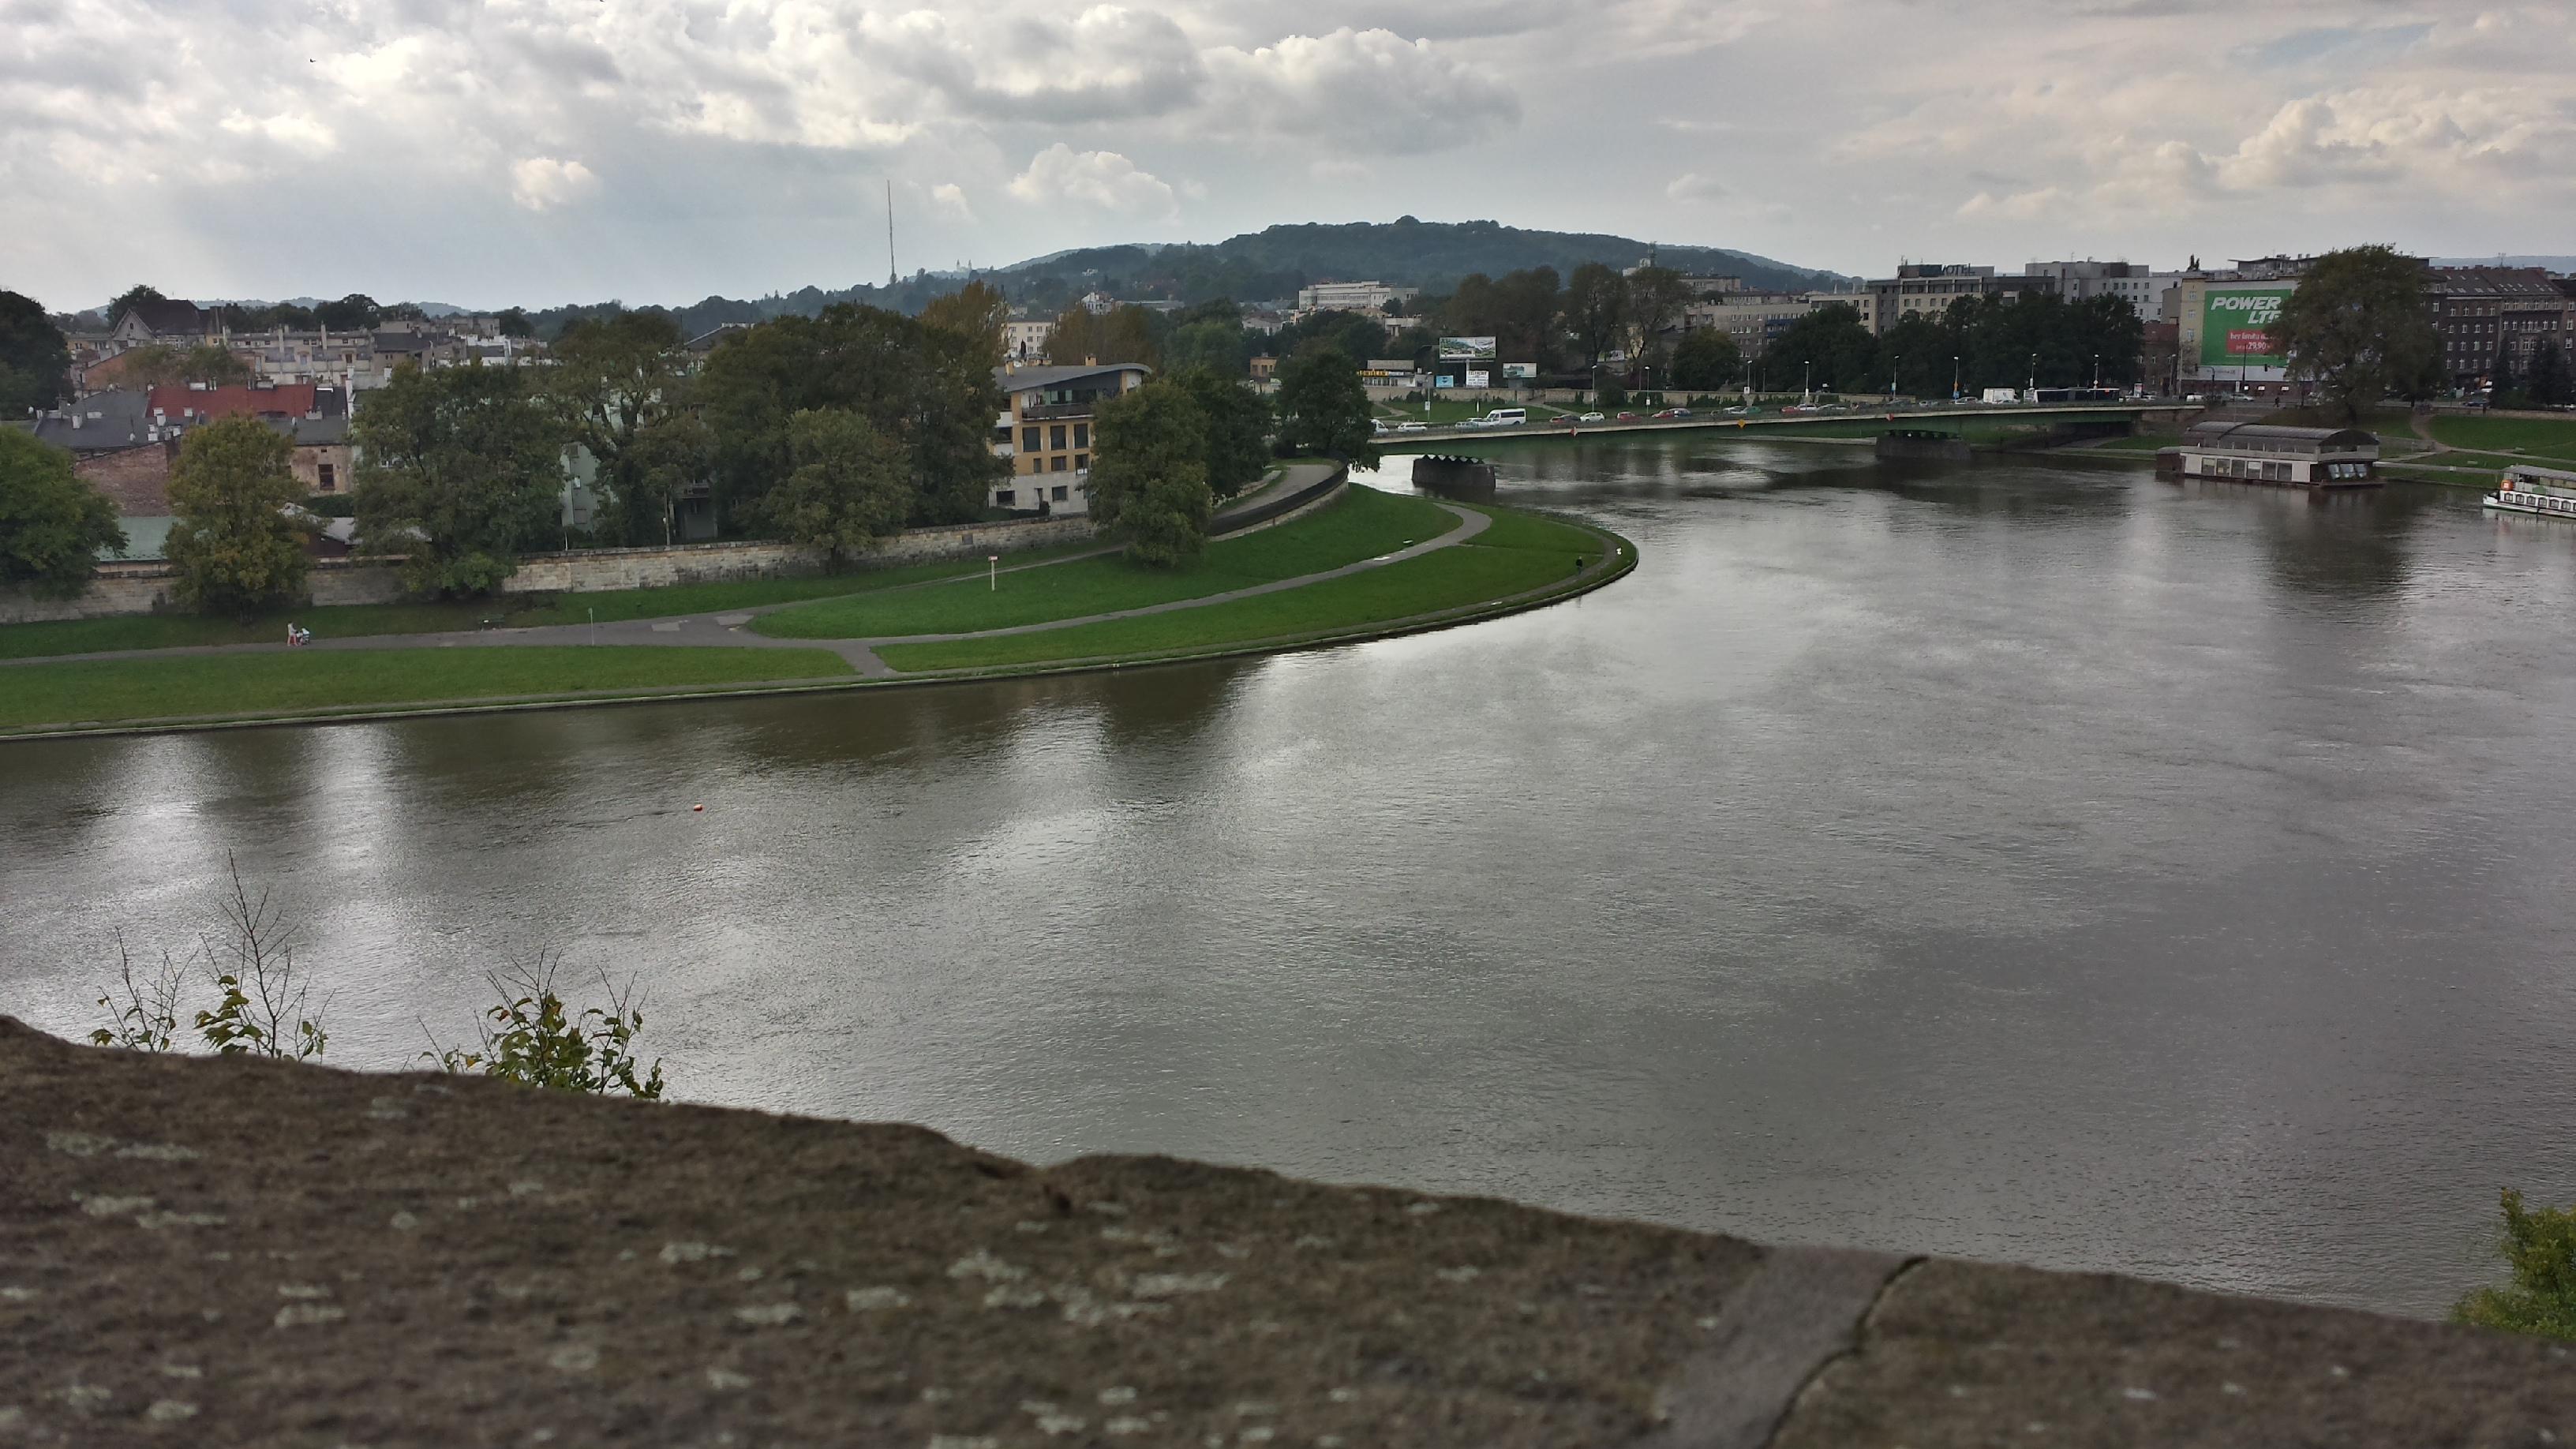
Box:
[509,157,597,212]
[1008,145,1180,218]
[1666,172,1728,203]
[931,182,975,222]
[1204,28,1520,152]
[217,110,335,155]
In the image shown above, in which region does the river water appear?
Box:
[6,436,2574,1319]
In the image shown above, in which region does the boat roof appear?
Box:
[2504,463,2576,482]
[2184,421,2379,446]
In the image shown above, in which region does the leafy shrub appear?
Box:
[2455,1189,2576,1341]
[424,958,665,1099]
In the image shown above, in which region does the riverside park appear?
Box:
[0,463,1629,737]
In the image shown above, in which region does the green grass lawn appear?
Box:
[878,505,1609,672]
[2429,414,2576,462]
[754,485,1460,640]
[0,646,853,732]
[0,541,1106,661]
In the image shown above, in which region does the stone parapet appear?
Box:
[1,1015,2564,1447]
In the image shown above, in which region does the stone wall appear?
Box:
[0,557,409,624]
[2,517,1099,624]
[496,517,1094,596]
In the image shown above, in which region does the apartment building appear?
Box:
[988,361,1151,516]
[1295,281,1419,313]
[2428,268,2575,389]
[2022,261,2180,324]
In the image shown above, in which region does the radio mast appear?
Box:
[886,180,897,288]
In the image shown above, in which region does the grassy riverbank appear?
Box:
[755,485,1458,640]
[2429,414,2576,463]
[0,543,1104,661]
[0,646,852,733]
[879,504,1612,672]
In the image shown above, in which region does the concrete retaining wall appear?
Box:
[1,518,1097,624]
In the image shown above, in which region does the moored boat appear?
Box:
[2484,464,2576,519]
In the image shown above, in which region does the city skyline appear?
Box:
[5,1,2572,310]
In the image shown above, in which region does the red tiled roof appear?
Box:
[146,384,318,421]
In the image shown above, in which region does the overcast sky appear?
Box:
[6,0,2570,312]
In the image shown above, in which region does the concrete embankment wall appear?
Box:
[0,517,1095,624]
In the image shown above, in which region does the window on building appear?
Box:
[1050,456,1067,473]
[1073,423,1089,449]
[1051,485,1069,502]
[996,489,1017,506]
[1022,426,1040,451]
[1073,454,1088,471]
[1050,425,1068,450]
[317,462,336,492]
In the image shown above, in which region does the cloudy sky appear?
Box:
[5,0,2570,311]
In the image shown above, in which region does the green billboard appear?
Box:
[2198,286,2294,369]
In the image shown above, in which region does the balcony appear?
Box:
[1020,400,1103,421]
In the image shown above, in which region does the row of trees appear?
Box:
[1754,292,2151,398]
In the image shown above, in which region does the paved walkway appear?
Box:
[6,469,1507,683]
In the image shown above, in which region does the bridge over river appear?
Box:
[1384,400,2193,448]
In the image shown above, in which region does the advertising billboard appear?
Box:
[2197,286,2293,369]
[1466,369,1492,388]
[1501,361,1537,380]
[1437,335,1497,361]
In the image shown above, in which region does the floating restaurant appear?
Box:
[2157,421,2381,488]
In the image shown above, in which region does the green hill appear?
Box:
[994,217,1841,307]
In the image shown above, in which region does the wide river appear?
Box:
[6,436,2574,1320]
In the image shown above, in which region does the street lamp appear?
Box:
[1803,359,1813,402]
[2092,353,2101,391]
[2026,352,2038,396]
[1889,355,1901,401]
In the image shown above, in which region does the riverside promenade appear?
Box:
[2,1014,2567,1447]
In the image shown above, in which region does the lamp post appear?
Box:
[1889,355,1900,402]
[2092,353,2101,391]
[1803,358,1812,402]
[1952,354,1960,401]
[2026,351,2037,397]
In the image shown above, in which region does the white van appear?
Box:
[1482,408,1528,426]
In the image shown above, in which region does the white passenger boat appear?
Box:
[2484,465,2576,519]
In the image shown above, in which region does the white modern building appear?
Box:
[1295,281,1419,313]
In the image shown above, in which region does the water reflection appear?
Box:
[4,443,2570,1324]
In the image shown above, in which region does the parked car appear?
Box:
[1616,411,1642,421]
[1652,407,1693,419]
[1577,411,1606,423]
[1396,421,1428,432]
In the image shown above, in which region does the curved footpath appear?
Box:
[0,478,1635,737]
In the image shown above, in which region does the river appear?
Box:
[6,435,2574,1320]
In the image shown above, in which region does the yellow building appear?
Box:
[989,361,1153,516]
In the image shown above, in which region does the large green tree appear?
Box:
[546,310,684,545]
[0,430,124,597]
[624,410,716,546]
[756,409,911,564]
[1623,267,1693,371]
[166,417,309,616]
[1275,346,1380,465]
[2529,340,2572,409]
[1668,328,1743,391]
[1046,303,1163,368]
[1088,382,1213,567]
[694,304,1005,534]
[1170,367,1271,498]
[1767,303,1879,395]
[920,279,1010,370]
[352,363,566,596]
[107,284,167,325]
[2269,245,2443,422]
[315,294,382,331]
[1565,262,1627,367]
[0,290,73,415]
